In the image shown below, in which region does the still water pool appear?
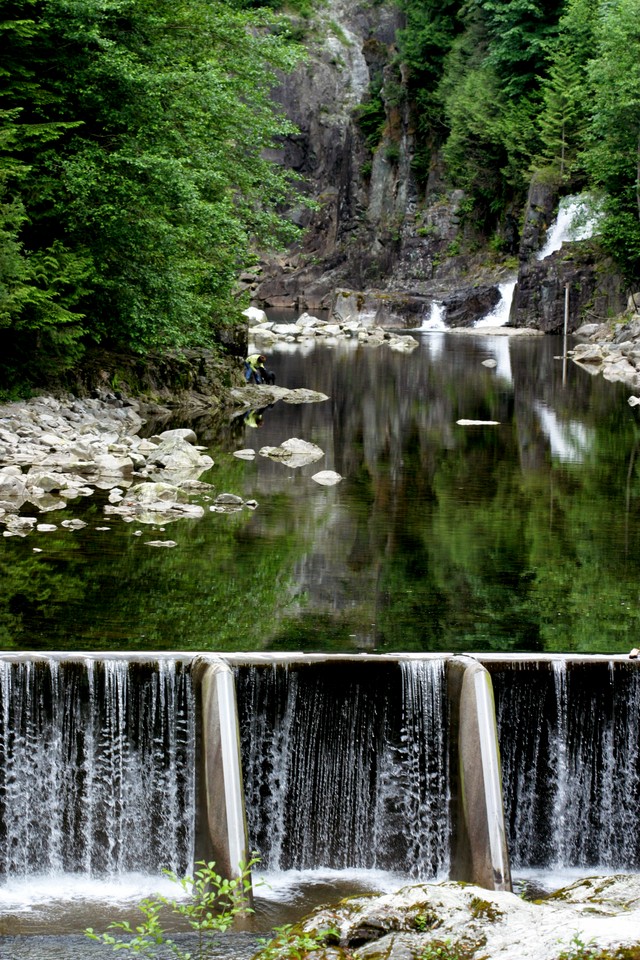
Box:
[1,330,639,656]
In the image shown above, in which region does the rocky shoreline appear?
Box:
[571,301,640,393]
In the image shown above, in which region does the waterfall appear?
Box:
[493,660,640,871]
[536,194,602,260]
[474,280,517,328]
[0,657,196,879]
[237,659,450,878]
[421,302,447,330]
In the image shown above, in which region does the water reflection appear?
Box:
[1,333,639,654]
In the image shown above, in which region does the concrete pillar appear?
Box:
[193,658,252,890]
[448,656,512,891]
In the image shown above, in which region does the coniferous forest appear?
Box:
[1,0,639,392]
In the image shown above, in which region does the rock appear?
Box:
[388,335,419,353]
[215,493,244,505]
[152,428,198,444]
[283,389,330,405]
[259,438,325,468]
[264,876,640,960]
[242,306,268,324]
[36,523,57,532]
[441,285,502,327]
[456,420,500,426]
[234,449,256,459]
[0,470,27,500]
[296,313,326,329]
[482,359,498,368]
[144,540,177,547]
[312,471,343,486]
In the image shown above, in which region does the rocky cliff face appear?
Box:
[510,176,627,333]
[247,0,627,331]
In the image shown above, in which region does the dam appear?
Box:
[1,652,637,901]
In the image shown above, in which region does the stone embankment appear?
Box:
[0,395,255,543]
[570,297,640,392]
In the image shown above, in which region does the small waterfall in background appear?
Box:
[536,194,602,261]
[493,659,640,871]
[0,657,196,879]
[237,659,450,878]
[474,280,517,328]
[421,302,447,330]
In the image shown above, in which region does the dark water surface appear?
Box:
[2,330,640,655]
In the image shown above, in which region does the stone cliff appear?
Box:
[244,0,628,333]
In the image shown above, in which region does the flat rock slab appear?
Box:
[448,327,545,337]
[230,386,329,407]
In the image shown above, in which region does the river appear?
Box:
[1,327,638,656]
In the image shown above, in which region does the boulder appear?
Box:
[259,438,325,468]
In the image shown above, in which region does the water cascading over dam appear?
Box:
[490,658,640,872]
[0,656,196,879]
[0,652,543,894]
[236,659,451,878]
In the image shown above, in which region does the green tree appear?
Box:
[0,0,304,387]
[86,859,257,959]
[583,0,640,280]
[535,0,598,180]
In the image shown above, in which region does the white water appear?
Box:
[496,660,640,872]
[421,301,447,330]
[475,280,517,328]
[0,658,196,879]
[239,659,450,878]
[537,194,602,260]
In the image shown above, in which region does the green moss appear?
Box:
[469,896,503,922]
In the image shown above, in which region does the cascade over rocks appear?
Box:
[241,1,628,333]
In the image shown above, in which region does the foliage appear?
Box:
[85,858,257,959]
[255,922,341,959]
[557,933,599,960]
[420,939,476,960]
[0,0,305,387]
[535,0,599,181]
[582,0,640,280]
[396,0,639,277]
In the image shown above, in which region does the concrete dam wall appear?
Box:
[0,653,636,892]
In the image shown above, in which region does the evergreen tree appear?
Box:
[583,0,640,280]
[536,0,598,181]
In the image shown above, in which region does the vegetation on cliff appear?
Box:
[0,0,304,391]
[396,0,640,276]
